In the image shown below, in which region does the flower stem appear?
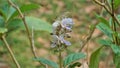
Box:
[2,35,20,68]
[59,50,62,68]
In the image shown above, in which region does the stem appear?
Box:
[78,23,98,52]
[78,0,106,52]
[111,0,118,45]
[59,51,62,68]
[7,0,36,58]
[7,0,47,67]
[1,35,20,68]
[106,0,111,10]
[93,0,120,27]
[31,27,37,58]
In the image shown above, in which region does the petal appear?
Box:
[63,40,71,46]
[52,21,60,28]
[61,18,74,25]
[65,27,72,32]
[59,35,64,43]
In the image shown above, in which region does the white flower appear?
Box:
[52,21,60,34]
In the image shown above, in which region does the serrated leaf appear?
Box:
[63,53,86,67]
[34,58,58,68]
[98,39,112,46]
[96,23,112,38]
[89,46,104,68]
[25,16,52,32]
[11,4,40,18]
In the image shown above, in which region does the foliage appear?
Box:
[25,16,52,32]
[89,46,104,68]
[34,58,58,68]
[63,53,86,67]
[114,0,120,9]
[95,0,120,68]
[1,0,120,68]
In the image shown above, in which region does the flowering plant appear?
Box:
[51,18,74,49]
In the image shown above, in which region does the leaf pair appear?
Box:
[98,39,120,68]
[89,46,104,68]
[34,53,86,68]
[0,3,52,33]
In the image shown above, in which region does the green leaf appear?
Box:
[63,53,86,67]
[0,8,6,19]
[98,39,112,46]
[89,46,104,68]
[111,44,120,54]
[96,15,109,27]
[25,16,52,32]
[114,0,120,9]
[11,4,40,18]
[0,16,4,27]
[0,27,7,34]
[96,23,112,38]
[34,58,58,68]
[7,18,23,32]
[0,5,16,21]
[7,16,52,32]
[98,39,120,54]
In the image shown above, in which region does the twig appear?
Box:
[106,0,111,10]
[93,0,120,45]
[7,0,36,58]
[93,0,120,27]
[78,23,97,52]
[78,0,106,52]
[31,27,47,67]
[93,0,112,15]
[111,0,119,45]
[1,35,20,68]
[7,0,48,67]
[31,27,37,58]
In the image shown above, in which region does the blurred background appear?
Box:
[0,0,115,68]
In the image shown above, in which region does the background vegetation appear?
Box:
[0,0,120,68]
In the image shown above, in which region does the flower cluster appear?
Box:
[51,18,74,48]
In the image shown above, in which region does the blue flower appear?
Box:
[59,35,71,46]
[51,18,74,48]
[61,18,74,29]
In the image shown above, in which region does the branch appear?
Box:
[93,0,120,27]
[31,27,48,67]
[7,0,48,67]
[111,0,119,45]
[78,0,105,52]
[7,0,35,57]
[93,0,112,15]
[31,27,37,58]
[2,35,20,68]
[78,23,98,52]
